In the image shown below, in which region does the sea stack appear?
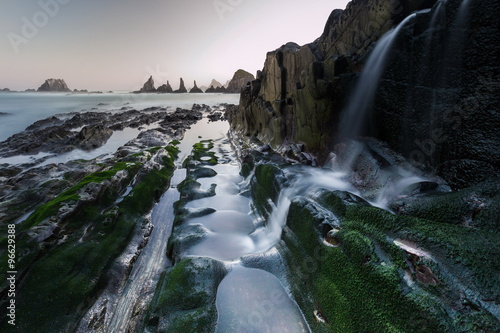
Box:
[37,78,71,92]
[139,76,156,93]
[226,69,255,93]
[157,81,173,93]
[189,80,204,93]
[174,78,187,93]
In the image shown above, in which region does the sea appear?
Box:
[0,92,240,166]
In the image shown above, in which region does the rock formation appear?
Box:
[189,80,204,93]
[139,76,156,93]
[227,0,499,189]
[173,78,188,93]
[1,88,11,92]
[37,78,71,92]
[226,69,255,93]
[209,79,224,88]
[205,85,227,93]
[157,81,173,93]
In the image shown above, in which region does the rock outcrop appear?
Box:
[227,0,499,189]
[37,78,71,92]
[72,125,113,150]
[189,80,204,93]
[157,81,173,93]
[226,69,255,93]
[205,85,227,93]
[139,76,156,93]
[1,88,11,92]
[209,79,224,88]
[173,78,187,93]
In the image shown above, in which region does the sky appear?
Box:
[0,0,350,91]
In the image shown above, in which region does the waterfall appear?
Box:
[339,13,417,139]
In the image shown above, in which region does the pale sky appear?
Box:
[0,0,350,91]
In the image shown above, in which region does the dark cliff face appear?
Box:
[228,0,498,189]
[372,0,500,188]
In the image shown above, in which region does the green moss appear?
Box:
[251,164,282,218]
[282,199,444,333]
[20,161,139,230]
[0,142,181,333]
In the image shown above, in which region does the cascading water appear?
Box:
[339,13,417,139]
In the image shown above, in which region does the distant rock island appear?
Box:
[133,70,254,94]
[37,78,71,92]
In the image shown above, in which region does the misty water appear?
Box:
[0,92,240,143]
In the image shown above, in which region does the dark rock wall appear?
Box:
[228,0,498,189]
[374,0,500,188]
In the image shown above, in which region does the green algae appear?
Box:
[0,142,180,333]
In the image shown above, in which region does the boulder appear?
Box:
[173,78,188,93]
[74,125,113,150]
[226,69,255,93]
[189,80,204,93]
[37,79,71,92]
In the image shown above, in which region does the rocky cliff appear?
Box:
[227,0,499,189]
[37,78,71,92]
[226,69,255,93]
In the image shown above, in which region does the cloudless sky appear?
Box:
[0,0,350,91]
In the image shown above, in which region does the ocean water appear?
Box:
[0,92,240,142]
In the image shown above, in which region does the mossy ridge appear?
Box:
[251,164,284,218]
[0,143,180,333]
[346,205,500,299]
[19,161,140,231]
[394,179,500,231]
[145,257,225,333]
[152,140,225,331]
[282,199,444,333]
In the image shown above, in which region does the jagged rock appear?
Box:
[1,88,11,92]
[189,80,204,93]
[139,76,156,93]
[226,69,255,93]
[173,78,187,93]
[37,79,71,92]
[209,79,224,88]
[157,81,173,93]
[205,85,227,93]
